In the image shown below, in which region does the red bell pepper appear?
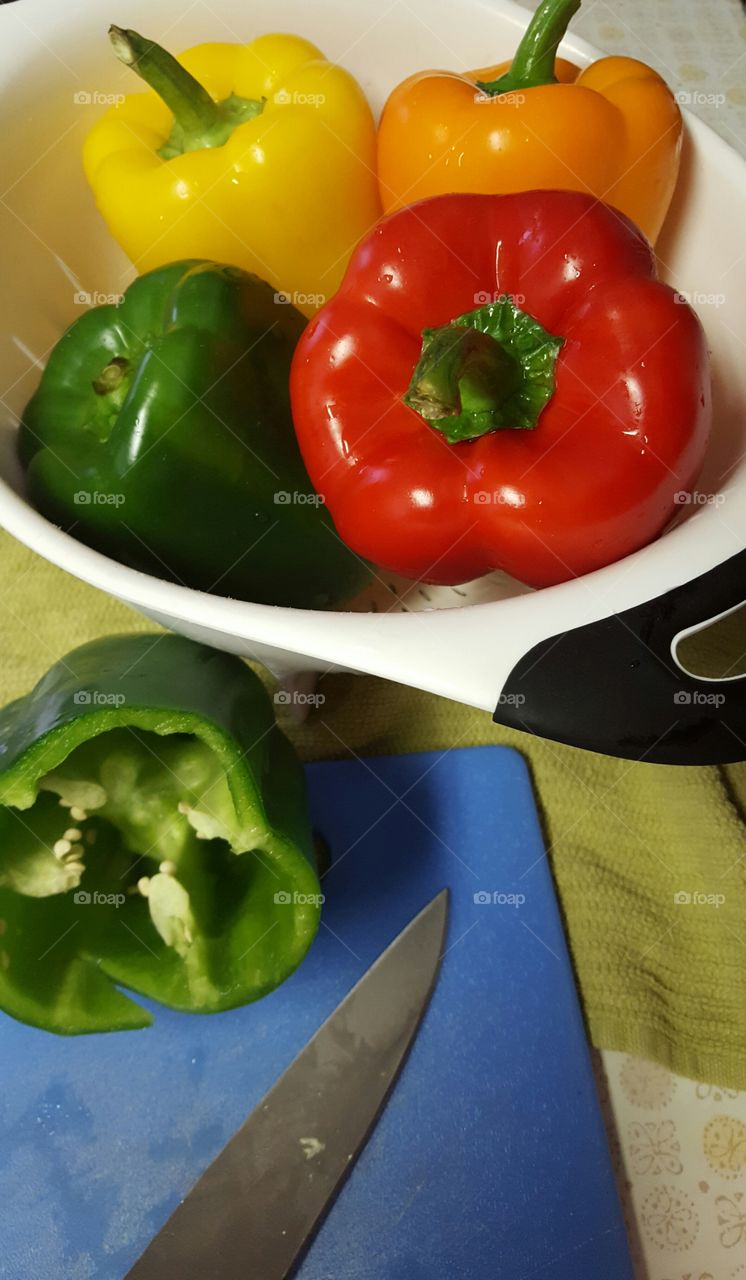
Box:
[290,191,711,588]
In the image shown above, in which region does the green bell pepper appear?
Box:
[0,633,321,1034]
[19,261,368,609]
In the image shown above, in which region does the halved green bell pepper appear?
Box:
[0,633,321,1034]
[19,260,368,608]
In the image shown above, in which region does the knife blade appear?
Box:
[125,888,449,1280]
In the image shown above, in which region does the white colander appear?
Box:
[0,0,744,763]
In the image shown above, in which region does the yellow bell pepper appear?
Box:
[83,29,382,316]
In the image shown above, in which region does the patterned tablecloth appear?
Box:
[598,1050,746,1278]
[576,6,746,1272]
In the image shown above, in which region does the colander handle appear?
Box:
[493,549,746,765]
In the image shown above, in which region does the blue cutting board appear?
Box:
[0,746,632,1279]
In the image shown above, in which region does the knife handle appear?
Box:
[493,548,746,765]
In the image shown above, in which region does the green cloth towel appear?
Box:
[2,530,745,1087]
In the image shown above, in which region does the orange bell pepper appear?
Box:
[377,0,682,243]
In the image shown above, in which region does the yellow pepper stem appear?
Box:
[109,25,264,159]
[476,0,582,96]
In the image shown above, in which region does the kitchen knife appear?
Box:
[125,888,449,1280]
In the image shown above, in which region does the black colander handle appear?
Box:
[494,549,746,765]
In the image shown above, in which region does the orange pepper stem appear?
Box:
[109,25,264,160]
[476,0,582,96]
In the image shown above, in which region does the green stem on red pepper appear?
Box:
[475,0,582,97]
[404,327,521,424]
[109,25,265,159]
[403,295,564,444]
